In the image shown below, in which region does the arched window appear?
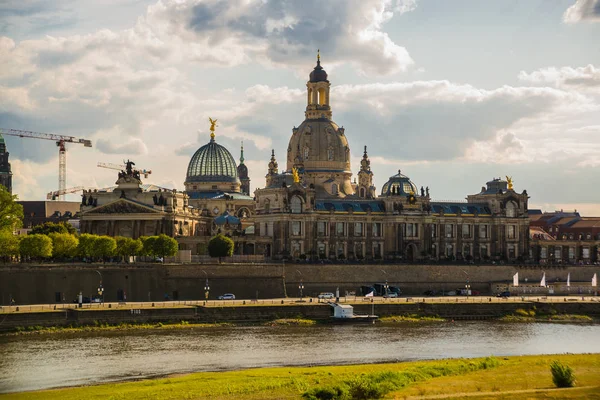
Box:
[332,183,339,195]
[290,196,302,214]
[308,88,313,105]
[304,146,309,160]
[360,187,366,198]
[328,148,334,160]
[505,201,518,217]
[318,88,326,105]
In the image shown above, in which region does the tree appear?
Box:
[0,230,20,261]
[0,185,23,232]
[90,236,117,261]
[30,221,76,235]
[19,234,52,260]
[77,233,97,259]
[141,236,156,257]
[48,232,79,259]
[152,234,178,261]
[115,236,143,262]
[208,234,234,262]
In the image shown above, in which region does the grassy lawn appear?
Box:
[1,354,598,400]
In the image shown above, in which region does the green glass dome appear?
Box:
[381,170,418,197]
[186,138,239,183]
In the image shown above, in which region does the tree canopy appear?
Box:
[77,233,96,258]
[48,232,79,258]
[30,221,76,235]
[152,234,178,259]
[90,236,117,260]
[208,234,234,261]
[115,236,143,260]
[19,234,52,260]
[0,185,23,232]
[0,230,20,260]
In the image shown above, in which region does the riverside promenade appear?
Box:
[1,295,599,333]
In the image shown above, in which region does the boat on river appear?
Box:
[329,303,378,323]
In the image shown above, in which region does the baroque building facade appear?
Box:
[252,56,530,262]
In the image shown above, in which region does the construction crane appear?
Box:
[97,162,152,178]
[47,186,87,201]
[0,128,92,200]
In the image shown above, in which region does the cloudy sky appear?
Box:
[1,0,599,214]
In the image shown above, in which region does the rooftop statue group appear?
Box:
[118,159,141,180]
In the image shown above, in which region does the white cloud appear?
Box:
[96,137,148,155]
[563,0,600,23]
[518,65,600,89]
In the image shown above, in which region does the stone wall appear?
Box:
[1,263,598,305]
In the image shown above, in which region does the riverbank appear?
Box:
[1,300,599,334]
[1,354,598,399]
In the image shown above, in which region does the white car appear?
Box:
[318,292,335,299]
[218,293,236,300]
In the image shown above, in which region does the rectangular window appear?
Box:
[479,224,488,239]
[555,247,562,260]
[373,223,382,237]
[336,222,345,236]
[406,223,418,238]
[431,225,437,238]
[373,243,381,258]
[318,242,326,258]
[568,247,575,260]
[480,245,487,257]
[445,224,453,238]
[462,224,471,238]
[354,223,363,237]
[541,247,548,259]
[292,221,301,236]
[583,247,590,259]
[317,221,327,236]
[507,225,516,239]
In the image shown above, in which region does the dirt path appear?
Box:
[402,385,598,399]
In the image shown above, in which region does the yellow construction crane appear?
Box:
[0,128,92,200]
[97,162,152,178]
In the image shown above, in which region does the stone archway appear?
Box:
[405,243,418,262]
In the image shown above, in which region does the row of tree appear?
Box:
[0,231,178,262]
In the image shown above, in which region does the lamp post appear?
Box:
[204,279,210,302]
[95,270,103,304]
[384,280,389,297]
[298,280,304,301]
[461,269,470,298]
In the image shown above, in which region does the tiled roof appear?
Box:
[431,202,492,216]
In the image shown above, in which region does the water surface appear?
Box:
[1,321,599,393]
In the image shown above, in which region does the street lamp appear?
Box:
[298,280,304,301]
[384,280,389,297]
[204,279,210,302]
[465,280,471,299]
[95,270,103,304]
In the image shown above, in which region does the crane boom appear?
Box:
[0,127,92,200]
[97,162,152,178]
[0,128,92,147]
[47,186,87,200]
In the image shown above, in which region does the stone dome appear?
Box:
[381,170,418,196]
[287,119,350,174]
[186,139,239,184]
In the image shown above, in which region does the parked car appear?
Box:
[497,291,511,298]
[383,292,398,298]
[318,292,335,299]
[423,290,437,296]
[445,290,457,296]
[218,293,236,300]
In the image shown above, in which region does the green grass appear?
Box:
[379,314,446,323]
[266,318,317,326]
[500,313,594,322]
[2,354,599,400]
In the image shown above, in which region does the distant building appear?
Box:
[17,201,80,232]
[0,133,12,193]
[529,210,600,263]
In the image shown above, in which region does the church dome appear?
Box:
[381,170,418,196]
[186,139,239,183]
[287,119,350,174]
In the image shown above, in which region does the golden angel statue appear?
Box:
[506,176,513,190]
[209,117,218,139]
[292,167,300,183]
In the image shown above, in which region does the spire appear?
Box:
[317,49,320,65]
[268,149,278,174]
[360,145,370,172]
[240,141,245,164]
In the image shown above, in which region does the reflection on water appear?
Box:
[1,322,600,393]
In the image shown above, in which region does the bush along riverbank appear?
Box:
[3,354,599,400]
[500,307,596,323]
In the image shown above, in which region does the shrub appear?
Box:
[208,234,234,262]
[302,385,348,400]
[550,360,575,388]
[346,377,387,400]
